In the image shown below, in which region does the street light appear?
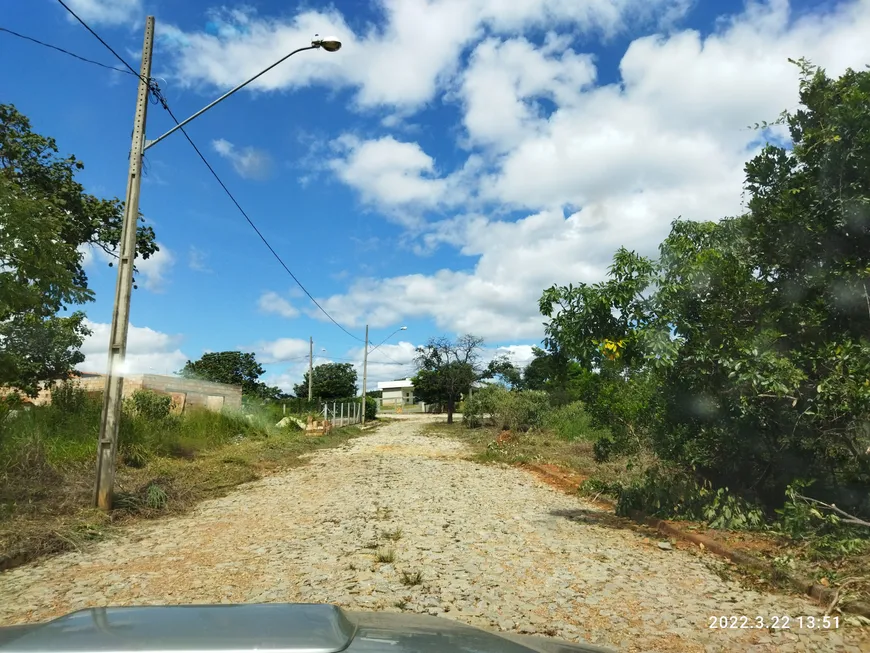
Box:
[94,16,342,510]
[360,325,407,425]
[369,326,408,355]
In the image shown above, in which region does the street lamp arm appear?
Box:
[368,326,407,355]
[144,44,318,151]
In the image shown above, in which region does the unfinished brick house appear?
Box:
[6,372,242,414]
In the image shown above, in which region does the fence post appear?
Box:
[341,402,345,426]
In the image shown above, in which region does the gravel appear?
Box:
[1,418,867,652]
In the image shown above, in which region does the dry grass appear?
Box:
[374,548,396,563]
[399,569,423,586]
[381,527,403,541]
[0,418,375,571]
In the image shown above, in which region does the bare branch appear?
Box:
[795,494,870,528]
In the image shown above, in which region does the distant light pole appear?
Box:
[361,326,407,424]
[94,19,342,510]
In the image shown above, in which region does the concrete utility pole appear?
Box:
[308,336,313,402]
[93,16,155,511]
[361,324,369,425]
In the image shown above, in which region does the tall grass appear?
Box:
[0,385,269,482]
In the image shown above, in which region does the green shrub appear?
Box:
[50,381,88,414]
[365,396,378,421]
[130,389,172,421]
[463,386,550,432]
[544,401,609,441]
[1,390,25,410]
[603,465,766,530]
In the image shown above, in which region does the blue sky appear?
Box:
[3,0,869,392]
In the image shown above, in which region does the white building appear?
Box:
[377,378,415,406]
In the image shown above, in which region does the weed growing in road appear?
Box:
[363,541,379,549]
[399,570,423,586]
[393,599,408,610]
[375,506,393,520]
[382,527,403,541]
[375,548,396,563]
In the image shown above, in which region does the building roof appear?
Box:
[377,378,414,391]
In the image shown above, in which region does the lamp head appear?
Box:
[313,35,342,52]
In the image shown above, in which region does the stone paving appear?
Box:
[1,418,868,652]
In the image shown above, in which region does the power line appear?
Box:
[0,27,137,75]
[368,351,405,366]
[55,0,141,78]
[55,1,365,344]
[159,104,365,342]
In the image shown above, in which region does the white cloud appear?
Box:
[78,319,188,375]
[63,0,142,26]
[459,34,596,150]
[251,337,310,364]
[329,135,450,210]
[188,246,211,272]
[160,0,692,112]
[257,291,299,319]
[135,244,174,292]
[312,0,870,341]
[212,138,273,180]
[79,242,175,292]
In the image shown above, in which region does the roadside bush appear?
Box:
[365,396,378,421]
[463,385,502,428]
[51,381,88,414]
[130,389,172,421]
[463,386,549,432]
[589,464,766,530]
[543,401,609,441]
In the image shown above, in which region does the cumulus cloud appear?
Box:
[63,0,142,26]
[160,0,692,111]
[135,245,174,292]
[212,138,273,180]
[78,319,188,375]
[257,291,300,319]
[79,242,175,292]
[155,0,870,345]
[251,337,310,364]
[310,0,870,341]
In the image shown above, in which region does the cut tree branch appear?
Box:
[796,494,870,528]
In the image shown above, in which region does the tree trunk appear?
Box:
[447,397,455,424]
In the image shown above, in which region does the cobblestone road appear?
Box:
[1,418,868,652]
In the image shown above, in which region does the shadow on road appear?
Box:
[549,507,656,537]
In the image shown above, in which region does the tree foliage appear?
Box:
[179,351,281,400]
[539,60,870,516]
[413,335,484,423]
[293,362,358,401]
[0,104,158,394]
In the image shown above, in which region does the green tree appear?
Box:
[538,60,870,515]
[413,335,483,424]
[179,351,280,400]
[293,362,357,401]
[0,104,158,395]
[483,355,522,389]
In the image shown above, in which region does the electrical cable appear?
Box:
[160,104,365,342]
[55,0,141,77]
[0,27,136,75]
[55,0,365,343]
